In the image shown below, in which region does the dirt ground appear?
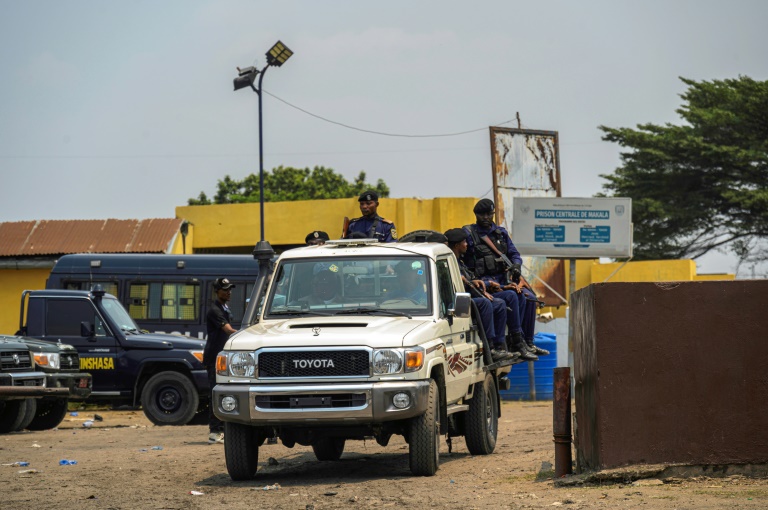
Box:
[2,401,766,510]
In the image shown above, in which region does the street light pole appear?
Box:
[233,40,293,242]
[256,66,268,242]
[235,41,293,329]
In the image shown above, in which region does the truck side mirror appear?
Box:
[80,321,95,337]
[450,293,472,319]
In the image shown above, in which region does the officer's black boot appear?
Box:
[526,336,550,356]
[506,331,538,361]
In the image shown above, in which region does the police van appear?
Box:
[46,254,261,339]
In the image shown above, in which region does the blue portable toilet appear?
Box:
[500,332,558,400]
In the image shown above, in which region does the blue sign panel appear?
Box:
[535,226,565,243]
[580,226,611,243]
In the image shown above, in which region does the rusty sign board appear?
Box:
[489,127,565,306]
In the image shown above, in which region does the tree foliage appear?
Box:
[598,76,768,263]
[188,166,390,205]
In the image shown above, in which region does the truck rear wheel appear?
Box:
[408,379,440,476]
[0,400,28,433]
[141,371,199,426]
[224,422,260,480]
[15,399,37,431]
[28,398,68,431]
[465,374,498,455]
[312,437,346,461]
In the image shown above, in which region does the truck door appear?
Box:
[42,298,120,394]
[436,257,475,402]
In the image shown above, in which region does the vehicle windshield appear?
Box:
[265,256,432,317]
[102,297,142,334]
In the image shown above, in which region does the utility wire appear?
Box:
[263,89,515,138]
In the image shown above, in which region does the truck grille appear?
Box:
[258,350,370,378]
[1,351,33,370]
[255,393,367,409]
[60,352,80,371]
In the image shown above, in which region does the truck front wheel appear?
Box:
[141,371,199,426]
[224,422,260,480]
[465,373,499,455]
[408,379,440,476]
[312,437,346,461]
[27,398,68,431]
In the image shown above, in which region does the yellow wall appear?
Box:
[0,268,50,334]
[176,197,479,249]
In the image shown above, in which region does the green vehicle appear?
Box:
[1,335,92,431]
[0,337,68,433]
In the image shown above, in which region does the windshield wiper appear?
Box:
[335,307,412,319]
[270,310,333,317]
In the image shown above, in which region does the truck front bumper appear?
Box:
[0,371,69,399]
[45,372,93,400]
[213,381,431,426]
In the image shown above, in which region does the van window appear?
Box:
[228,282,255,323]
[128,282,200,322]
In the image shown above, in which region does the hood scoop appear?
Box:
[289,323,367,329]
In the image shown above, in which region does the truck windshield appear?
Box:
[102,297,142,334]
[265,256,432,317]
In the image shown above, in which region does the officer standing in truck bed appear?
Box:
[344,190,397,242]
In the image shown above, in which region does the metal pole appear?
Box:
[553,366,573,477]
[256,66,269,242]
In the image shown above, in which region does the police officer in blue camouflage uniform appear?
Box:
[463,198,548,360]
[345,190,397,242]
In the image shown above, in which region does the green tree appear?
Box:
[598,76,768,263]
[188,166,390,205]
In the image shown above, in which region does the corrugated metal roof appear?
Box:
[0,219,182,257]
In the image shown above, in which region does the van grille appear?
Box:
[258,350,370,378]
[1,350,33,371]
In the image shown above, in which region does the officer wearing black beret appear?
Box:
[305,230,329,246]
[344,190,397,242]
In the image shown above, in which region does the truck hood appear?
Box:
[228,316,432,350]
[123,333,205,350]
[0,335,76,353]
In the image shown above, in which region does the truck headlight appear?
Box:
[228,352,256,377]
[373,349,402,375]
[34,352,60,370]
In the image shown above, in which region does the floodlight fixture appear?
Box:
[233,66,259,91]
[266,41,293,67]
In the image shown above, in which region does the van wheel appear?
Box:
[0,400,28,433]
[312,437,346,461]
[465,374,498,455]
[408,379,440,476]
[27,398,69,431]
[15,399,37,431]
[225,422,260,480]
[141,371,199,426]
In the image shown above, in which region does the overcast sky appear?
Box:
[1,1,766,275]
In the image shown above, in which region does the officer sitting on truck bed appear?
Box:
[463,199,547,360]
[445,228,518,362]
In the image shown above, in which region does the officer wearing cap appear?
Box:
[305,230,330,246]
[203,277,238,444]
[344,190,397,242]
[463,199,545,360]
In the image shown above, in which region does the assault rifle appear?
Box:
[479,235,522,284]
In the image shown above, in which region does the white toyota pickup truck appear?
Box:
[212,238,517,479]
